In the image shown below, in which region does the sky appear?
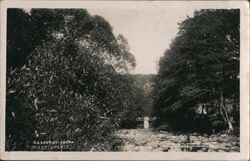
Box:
[87,8,195,74]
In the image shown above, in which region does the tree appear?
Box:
[7,9,65,69]
[6,9,135,151]
[153,9,239,132]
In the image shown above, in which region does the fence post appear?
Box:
[144,117,149,129]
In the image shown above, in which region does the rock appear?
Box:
[231,142,239,147]
[162,147,170,152]
[230,146,240,152]
[201,147,208,152]
[203,134,208,137]
[142,141,147,146]
[218,149,226,152]
[221,134,228,137]
[133,146,139,152]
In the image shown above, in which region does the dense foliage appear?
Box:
[120,74,155,128]
[153,10,239,133]
[6,9,135,151]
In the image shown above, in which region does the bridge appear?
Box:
[136,116,156,129]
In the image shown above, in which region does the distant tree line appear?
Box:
[121,74,155,129]
[153,9,239,133]
[6,9,136,151]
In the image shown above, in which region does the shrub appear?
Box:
[6,9,135,151]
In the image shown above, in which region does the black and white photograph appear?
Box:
[0,0,249,160]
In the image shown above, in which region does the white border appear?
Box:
[0,1,249,160]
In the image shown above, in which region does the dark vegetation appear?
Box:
[120,74,155,129]
[153,9,240,134]
[6,9,136,151]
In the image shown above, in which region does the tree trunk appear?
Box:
[211,83,233,132]
[220,88,234,132]
[211,85,227,123]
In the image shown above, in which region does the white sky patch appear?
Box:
[87,8,195,74]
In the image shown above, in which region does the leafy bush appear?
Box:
[6,9,135,151]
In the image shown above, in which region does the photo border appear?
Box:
[0,0,249,160]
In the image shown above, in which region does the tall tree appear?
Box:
[6,9,135,151]
[153,9,239,132]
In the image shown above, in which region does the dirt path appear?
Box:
[115,129,239,152]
